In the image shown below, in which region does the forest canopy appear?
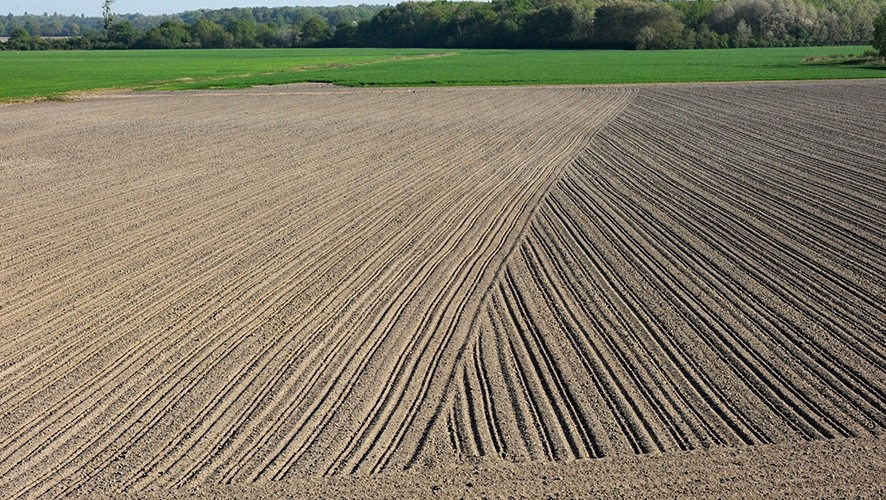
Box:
[2,0,885,50]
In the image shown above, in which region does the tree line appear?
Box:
[0,5,383,49]
[3,0,885,51]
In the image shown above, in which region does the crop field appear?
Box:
[1,45,883,102]
[1,80,884,497]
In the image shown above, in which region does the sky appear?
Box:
[4,1,361,17]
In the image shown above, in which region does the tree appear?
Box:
[135,20,192,48]
[7,26,32,50]
[256,23,285,47]
[190,18,232,48]
[106,20,135,47]
[522,2,584,48]
[874,8,886,56]
[333,21,361,46]
[10,26,31,42]
[448,2,499,47]
[592,1,688,49]
[733,18,753,46]
[102,0,115,31]
[301,15,331,45]
[694,22,728,48]
[225,18,259,47]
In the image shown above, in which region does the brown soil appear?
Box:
[0,80,883,498]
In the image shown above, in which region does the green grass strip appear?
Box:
[1,46,882,102]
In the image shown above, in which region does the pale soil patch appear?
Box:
[0,80,883,498]
[129,436,886,498]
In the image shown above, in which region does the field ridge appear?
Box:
[432,79,885,467]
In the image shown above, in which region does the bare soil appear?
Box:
[0,80,883,498]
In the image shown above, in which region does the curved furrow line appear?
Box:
[590,127,886,356]
[583,171,868,439]
[0,89,580,492]
[0,90,492,400]
[286,153,540,477]
[471,335,507,457]
[537,194,753,446]
[529,212,728,450]
[1,90,528,492]
[142,146,505,489]
[336,192,542,474]
[4,202,431,497]
[443,270,567,461]
[500,269,600,458]
[259,170,534,478]
[647,87,886,194]
[585,151,886,431]
[0,238,258,456]
[8,83,881,497]
[518,228,668,452]
[15,104,540,496]
[208,89,616,480]
[420,261,594,466]
[584,132,886,370]
[516,235,660,454]
[571,173,830,439]
[446,402,463,458]
[588,141,880,342]
[616,105,886,285]
[538,191,748,450]
[459,369,489,457]
[132,215,452,488]
[655,192,886,395]
[561,172,851,442]
[397,88,639,471]
[199,133,552,484]
[440,337,504,460]
[321,89,638,476]
[498,297,558,461]
[541,193,767,447]
[75,102,522,492]
[521,227,695,452]
[0,89,476,335]
[361,149,602,474]
[629,196,885,429]
[552,182,796,444]
[483,305,545,459]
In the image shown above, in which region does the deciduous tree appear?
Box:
[102,0,115,31]
[874,8,886,55]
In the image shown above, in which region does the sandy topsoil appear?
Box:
[0,80,883,498]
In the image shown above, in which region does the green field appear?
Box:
[1,46,882,101]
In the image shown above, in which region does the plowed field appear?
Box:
[1,80,884,498]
